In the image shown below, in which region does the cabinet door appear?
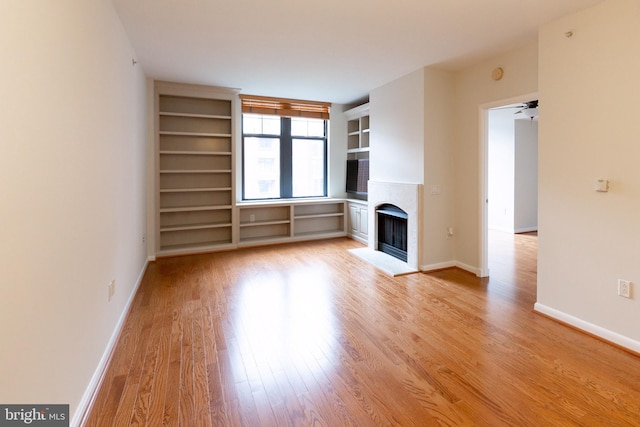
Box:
[348,205,359,234]
[360,208,368,236]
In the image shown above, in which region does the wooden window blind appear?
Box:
[240,94,330,119]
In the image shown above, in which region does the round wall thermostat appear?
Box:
[491,67,504,81]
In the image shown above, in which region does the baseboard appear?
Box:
[347,233,367,246]
[420,260,482,277]
[515,227,537,233]
[534,303,640,355]
[420,261,456,272]
[455,261,482,276]
[489,226,538,234]
[72,259,149,427]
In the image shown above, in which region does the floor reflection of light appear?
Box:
[233,265,336,388]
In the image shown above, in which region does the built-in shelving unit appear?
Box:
[155,82,237,256]
[238,200,346,247]
[238,205,291,244]
[153,82,358,256]
[293,202,345,237]
[345,103,370,161]
[345,102,370,200]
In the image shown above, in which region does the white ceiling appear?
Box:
[112,0,601,105]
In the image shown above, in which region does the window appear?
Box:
[242,114,328,200]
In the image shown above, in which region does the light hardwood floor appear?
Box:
[84,233,640,426]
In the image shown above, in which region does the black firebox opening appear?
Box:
[377,204,408,262]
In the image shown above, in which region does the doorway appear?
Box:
[479,94,538,277]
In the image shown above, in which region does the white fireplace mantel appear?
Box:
[367,181,422,270]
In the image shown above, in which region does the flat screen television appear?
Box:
[346,159,369,195]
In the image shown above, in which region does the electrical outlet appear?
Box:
[618,279,632,299]
[249,214,256,222]
[108,280,115,301]
[142,235,146,244]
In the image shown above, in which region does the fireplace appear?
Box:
[377,204,408,262]
[367,181,421,271]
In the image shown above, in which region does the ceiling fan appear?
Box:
[494,100,539,118]
[516,100,538,118]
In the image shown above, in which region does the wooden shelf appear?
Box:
[159,150,232,156]
[160,205,232,213]
[159,169,232,174]
[160,221,233,232]
[237,235,291,246]
[347,148,369,154]
[240,219,291,227]
[239,235,286,243]
[159,112,231,120]
[159,131,232,138]
[294,212,344,219]
[159,134,231,153]
[159,93,232,116]
[294,201,344,217]
[160,187,232,193]
[293,230,344,238]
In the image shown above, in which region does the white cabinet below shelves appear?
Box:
[348,201,368,244]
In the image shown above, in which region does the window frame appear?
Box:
[241,115,328,201]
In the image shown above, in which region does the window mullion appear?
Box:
[281,117,293,198]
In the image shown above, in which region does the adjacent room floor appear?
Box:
[84,233,640,426]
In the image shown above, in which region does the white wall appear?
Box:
[328,104,348,198]
[0,0,148,421]
[453,43,539,270]
[488,113,538,233]
[370,68,425,184]
[422,68,455,267]
[537,0,640,347]
[488,109,516,232]
[369,67,456,269]
[514,119,538,232]
[368,47,538,273]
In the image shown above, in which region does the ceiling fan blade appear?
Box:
[493,104,525,110]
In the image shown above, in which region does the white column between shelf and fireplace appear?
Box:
[367,181,422,271]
